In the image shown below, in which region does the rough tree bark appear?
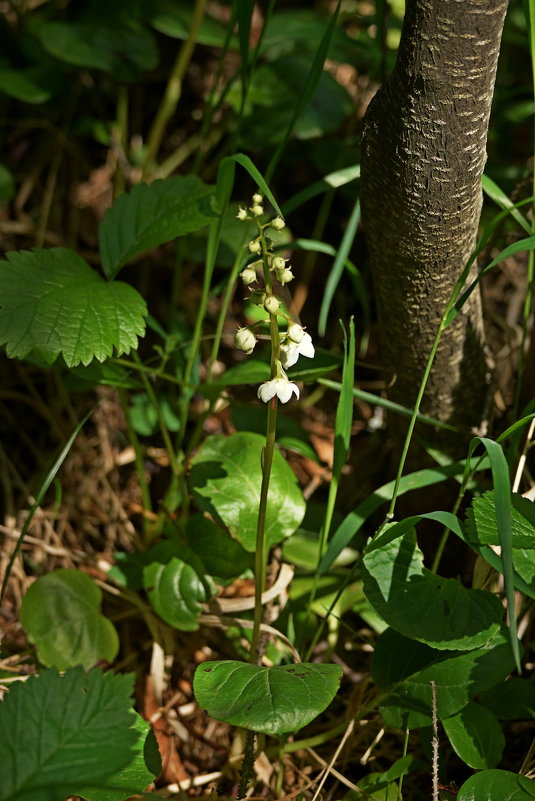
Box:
[360,0,509,435]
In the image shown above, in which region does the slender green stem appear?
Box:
[249,220,281,663]
[131,352,179,476]
[142,0,207,175]
[118,388,153,544]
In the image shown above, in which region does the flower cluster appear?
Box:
[233,194,315,403]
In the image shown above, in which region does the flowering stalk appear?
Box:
[235,194,315,664]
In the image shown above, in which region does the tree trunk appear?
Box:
[360,0,509,435]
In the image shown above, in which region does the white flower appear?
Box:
[264,295,280,314]
[248,239,261,253]
[271,217,285,230]
[276,267,294,285]
[236,207,248,221]
[280,332,315,368]
[271,256,287,270]
[257,377,300,404]
[250,204,264,216]
[252,193,263,204]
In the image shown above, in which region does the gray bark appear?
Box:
[361,0,509,433]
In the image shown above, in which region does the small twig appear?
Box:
[310,718,355,801]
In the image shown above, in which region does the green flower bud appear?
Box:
[271,217,285,230]
[248,239,261,254]
[241,267,257,285]
[248,289,266,306]
[277,267,294,285]
[250,204,264,217]
[271,256,287,271]
[252,193,263,204]
[287,322,305,343]
[264,295,280,314]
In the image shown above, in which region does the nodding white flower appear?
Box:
[250,204,264,216]
[240,267,257,285]
[264,295,280,314]
[280,331,315,368]
[236,207,248,221]
[248,239,261,254]
[234,327,257,354]
[252,193,263,204]
[257,376,300,404]
[276,267,294,285]
[271,217,285,230]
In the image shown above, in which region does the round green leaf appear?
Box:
[20,569,119,670]
[443,702,504,769]
[458,770,535,801]
[186,515,252,579]
[193,660,342,734]
[0,248,147,367]
[362,529,503,649]
[189,432,306,552]
[144,555,212,631]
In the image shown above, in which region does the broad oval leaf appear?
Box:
[99,175,216,278]
[0,248,147,367]
[0,667,138,801]
[362,529,503,649]
[194,660,342,734]
[458,770,535,801]
[372,628,516,730]
[72,712,161,801]
[443,702,504,769]
[20,569,119,670]
[186,515,252,579]
[144,555,214,631]
[189,432,306,551]
[479,677,535,720]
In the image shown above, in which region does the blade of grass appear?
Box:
[1,409,93,601]
[283,165,360,216]
[464,437,520,672]
[482,174,531,234]
[318,199,361,336]
[265,0,343,184]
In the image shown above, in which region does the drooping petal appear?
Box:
[280,342,300,368]
[257,380,278,403]
[298,332,315,359]
[276,379,299,403]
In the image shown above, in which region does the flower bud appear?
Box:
[287,323,305,344]
[276,267,294,285]
[271,217,285,230]
[271,256,287,271]
[248,289,266,306]
[252,193,263,204]
[248,239,261,254]
[264,295,280,314]
[236,207,248,221]
[240,267,257,285]
[250,204,264,217]
[234,327,256,354]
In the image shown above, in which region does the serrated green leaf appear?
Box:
[373,628,516,730]
[189,432,306,551]
[193,660,342,734]
[362,530,503,649]
[0,248,147,367]
[466,491,535,548]
[458,770,535,800]
[144,549,215,631]
[479,677,535,720]
[20,569,119,670]
[99,176,216,278]
[0,667,137,801]
[443,702,504,769]
[72,712,161,801]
